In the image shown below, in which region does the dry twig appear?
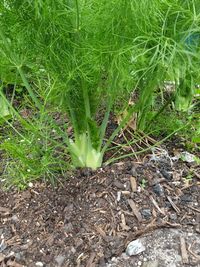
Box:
[127,199,142,222]
[167,196,180,214]
[180,237,189,264]
[150,196,165,215]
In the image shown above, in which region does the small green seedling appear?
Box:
[140,178,147,189]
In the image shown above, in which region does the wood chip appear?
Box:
[152,208,157,218]
[6,259,24,267]
[121,191,131,195]
[193,170,200,180]
[130,176,137,192]
[165,221,181,227]
[94,226,106,238]
[195,214,200,233]
[0,253,5,262]
[150,196,165,215]
[180,237,189,264]
[0,206,11,215]
[167,196,180,214]
[86,252,96,267]
[188,242,200,260]
[127,199,142,222]
[187,206,200,213]
[120,213,131,231]
[121,213,126,225]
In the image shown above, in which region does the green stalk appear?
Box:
[75,0,80,32]
[99,72,120,149]
[82,81,91,119]
[17,67,42,110]
[98,102,112,149]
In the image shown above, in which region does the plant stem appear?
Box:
[75,0,80,32]
[17,67,42,110]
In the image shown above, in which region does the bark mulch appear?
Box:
[0,149,200,267]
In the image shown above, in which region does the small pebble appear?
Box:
[152,184,164,196]
[35,262,44,267]
[138,261,142,266]
[11,215,19,222]
[181,194,193,202]
[15,252,24,260]
[28,182,33,187]
[111,257,117,263]
[141,209,152,219]
[71,246,76,254]
[169,213,177,221]
[55,255,65,267]
[126,239,146,256]
[117,191,121,202]
[131,166,137,176]
[160,169,172,180]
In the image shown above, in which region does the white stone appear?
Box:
[35,262,44,267]
[126,239,146,256]
[117,191,121,202]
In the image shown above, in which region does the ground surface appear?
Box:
[0,146,200,267]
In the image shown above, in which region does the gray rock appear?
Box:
[55,255,65,267]
[141,209,152,219]
[169,213,177,221]
[160,169,172,180]
[131,166,138,177]
[126,239,146,256]
[15,252,24,260]
[181,194,193,202]
[152,184,164,196]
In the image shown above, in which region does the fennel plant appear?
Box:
[0,0,200,170]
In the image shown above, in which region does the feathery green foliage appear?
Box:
[0,0,199,172]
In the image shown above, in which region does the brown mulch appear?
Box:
[0,153,200,267]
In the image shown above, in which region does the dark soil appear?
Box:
[0,147,200,267]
